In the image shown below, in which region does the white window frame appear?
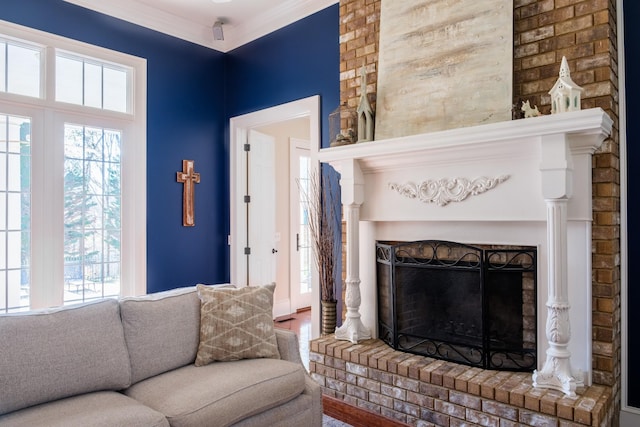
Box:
[0,20,146,309]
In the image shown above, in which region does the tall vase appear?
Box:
[321,300,337,335]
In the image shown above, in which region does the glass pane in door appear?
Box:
[298,155,311,295]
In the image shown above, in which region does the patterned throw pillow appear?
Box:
[195,283,280,366]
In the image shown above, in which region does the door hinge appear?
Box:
[244,195,251,203]
[244,247,251,255]
[244,143,251,152]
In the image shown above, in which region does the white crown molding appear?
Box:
[63,0,338,53]
[228,0,338,51]
[63,0,227,51]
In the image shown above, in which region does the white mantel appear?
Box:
[318,108,612,396]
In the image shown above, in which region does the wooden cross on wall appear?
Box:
[176,160,200,227]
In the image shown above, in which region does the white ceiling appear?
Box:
[64,0,338,52]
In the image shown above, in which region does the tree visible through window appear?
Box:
[63,125,121,303]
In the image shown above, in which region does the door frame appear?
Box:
[229,95,321,337]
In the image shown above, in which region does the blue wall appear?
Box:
[225,6,340,149]
[224,5,341,314]
[0,1,340,294]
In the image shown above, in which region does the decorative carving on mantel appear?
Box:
[388,175,510,206]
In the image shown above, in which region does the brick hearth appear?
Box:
[310,336,614,427]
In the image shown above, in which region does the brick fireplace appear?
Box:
[310,0,621,425]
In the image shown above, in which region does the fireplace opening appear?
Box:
[376,240,537,371]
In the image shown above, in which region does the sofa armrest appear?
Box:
[275,329,304,365]
[305,374,323,426]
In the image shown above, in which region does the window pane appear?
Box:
[0,114,31,313]
[104,130,121,163]
[84,127,104,161]
[64,123,121,304]
[56,55,83,105]
[298,156,312,294]
[105,164,120,195]
[0,153,5,191]
[85,161,104,195]
[64,124,84,159]
[7,231,21,268]
[6,44,40,98]
[103,67,127,113]
[7,193,22,229]
[7,154,22,192]
[0,232,5,270]
[84,62,102,109]
[6,269,27,312]
[0,42,5,93]
[84,194,104,230]
[56,53,129,113]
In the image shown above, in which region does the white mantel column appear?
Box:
[332,159,371,344]
[533,133,580,397]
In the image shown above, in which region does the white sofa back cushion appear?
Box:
[120,287,201,384]
[0,299,131,415]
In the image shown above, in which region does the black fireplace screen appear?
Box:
[377,240,537,371]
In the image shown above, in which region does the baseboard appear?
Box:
[322,395,410,427]
[274,314,295,322]
[272,298,291,318]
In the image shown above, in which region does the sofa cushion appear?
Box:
[0,299,131,415]
[120,286,201,383]
[0,391,169,427]
[195,283,280,365]
[232,390,317,427]
[123,358,306,427]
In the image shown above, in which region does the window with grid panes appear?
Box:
[0,21,146,312]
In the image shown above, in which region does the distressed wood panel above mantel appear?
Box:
[375,0,514,139]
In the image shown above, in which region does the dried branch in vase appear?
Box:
[298,170,339,303]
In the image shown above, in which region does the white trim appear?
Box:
[231,0,337,52]
[62,0,338,53]
[230,95,321,337]
[618,0,638,422]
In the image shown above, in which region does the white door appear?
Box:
[247,129,277,285]
[290,139,312,310]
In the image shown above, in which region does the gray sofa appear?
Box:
[0,287,322,427]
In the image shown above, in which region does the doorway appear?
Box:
[229,96,321,338]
